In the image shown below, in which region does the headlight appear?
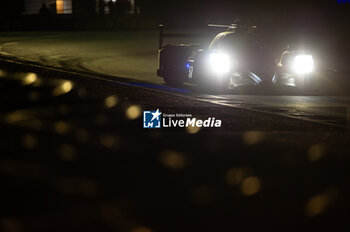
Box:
[209,52,230,74]
[293,55,315,74]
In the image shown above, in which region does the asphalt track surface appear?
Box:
[0,31,349,129]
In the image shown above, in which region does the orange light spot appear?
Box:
[56,0,64,14]
[241,176,261,196]
[160,150,186,169]
[306,194,329,217]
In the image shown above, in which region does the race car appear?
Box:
[157,24,316,91]
[273,48,316,90]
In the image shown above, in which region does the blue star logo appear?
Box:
[143,109,162,128]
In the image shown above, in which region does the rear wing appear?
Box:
[158,23,257,49]
[207,24,237,29]
[158,24,209,49]
[159,24,198,49]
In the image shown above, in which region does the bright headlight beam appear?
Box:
[209,52,230,74]
[293,55,315,74]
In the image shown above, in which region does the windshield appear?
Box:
[210,31,265,52]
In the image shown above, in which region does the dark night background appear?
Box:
[1,1,349,55]
[1,1,349,28]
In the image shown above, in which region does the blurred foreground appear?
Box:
[1,60,350,231]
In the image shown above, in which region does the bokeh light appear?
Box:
[22,73,37,85]
[243,131,264,145]
[21,134,38,149]
[241,176,261,196]
[5,111,27,124]
[54,121,70,134]
[160,150,187,170]
[226,168,247,186]
[306,194,329,217]
[104,95,119,108]
[186,125,201,134]
[100,134,120,149]
[0,69,6,77]
[1,218,22,232]
[53,81,73,96]
[126,105,141,120]
[308,144,326,162]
